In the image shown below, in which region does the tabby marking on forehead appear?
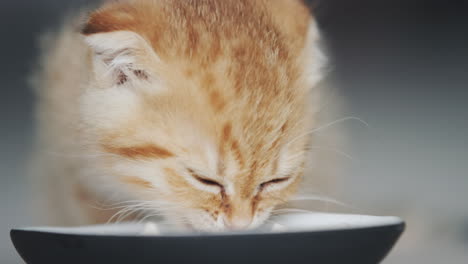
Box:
[103,144,174,159]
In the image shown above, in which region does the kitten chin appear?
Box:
[32,0,336,231]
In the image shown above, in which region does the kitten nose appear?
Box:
[224,217,252,230]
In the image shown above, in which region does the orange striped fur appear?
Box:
[103,144,174,159]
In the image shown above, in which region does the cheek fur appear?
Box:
[251,207,274,228]
[80,87,140,132]
[183,209,224,231]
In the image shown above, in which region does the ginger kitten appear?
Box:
[33,0,328,231]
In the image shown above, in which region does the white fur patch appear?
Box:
[302,20,328,88]
[80,86,139,131]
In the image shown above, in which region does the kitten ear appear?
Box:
[83,30,156,86]
[81,4,159,87]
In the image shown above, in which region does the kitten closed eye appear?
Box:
[187,168,223,188]
[259,177,291,190]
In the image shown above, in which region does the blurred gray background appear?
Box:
[1,0,467,263]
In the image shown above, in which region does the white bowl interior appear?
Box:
[17,213,403,237]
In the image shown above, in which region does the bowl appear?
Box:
[11,213,404,264]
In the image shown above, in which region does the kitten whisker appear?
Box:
[287,116,369,146]
[108,204,144,223]
[91,200,154,210]
[271,208,317,215]
[137,213,165,224]
[307,146,354,160]
[106,201,169,223]
[288,195,348,207]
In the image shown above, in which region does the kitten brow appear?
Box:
[102,144,174,159]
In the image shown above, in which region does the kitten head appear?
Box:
[79,0,325,231]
